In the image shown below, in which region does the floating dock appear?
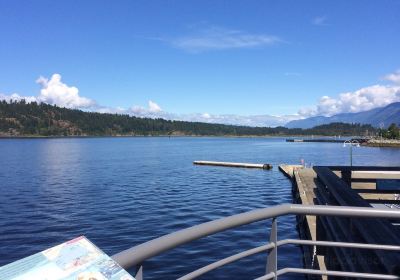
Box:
[193,161,272,169]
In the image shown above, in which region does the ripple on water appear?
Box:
[2,137,400,279]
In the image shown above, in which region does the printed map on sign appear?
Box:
[0,236,135,280]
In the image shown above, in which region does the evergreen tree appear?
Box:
[387,123,400,139]
[0,100,377,137]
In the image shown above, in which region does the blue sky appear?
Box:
[0,0,399,126]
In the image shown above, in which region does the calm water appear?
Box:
[1,137,400,279]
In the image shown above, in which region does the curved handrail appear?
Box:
[178,239,400,280]
[257,267,399,280]
[111,203,400,269]
[177,243,275,280]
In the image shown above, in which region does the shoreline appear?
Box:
[362,139,400,148]
[2,135,400,147]
[0,134,354,139]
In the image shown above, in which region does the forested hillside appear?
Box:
[0,101,376,137]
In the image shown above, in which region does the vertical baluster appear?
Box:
[135,264,143,280]
[266,218,278,279]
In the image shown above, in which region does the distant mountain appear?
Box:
[285,102,400,129]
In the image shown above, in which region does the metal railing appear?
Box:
[111,204,400,279]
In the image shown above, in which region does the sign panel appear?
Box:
[0,236,135,280]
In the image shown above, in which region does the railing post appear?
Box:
[266,218,277,279]
[341,169,352,187]
[135,264,143,280]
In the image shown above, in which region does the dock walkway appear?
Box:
[280,164,400,278]
[279,164,327,278]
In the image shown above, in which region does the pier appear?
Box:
[286,138,368,143]
[279,164,400,278]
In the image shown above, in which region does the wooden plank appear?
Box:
[352,171,400,180]
[351,182,376,189]
[279,164,303,179]
[292,169,327,279]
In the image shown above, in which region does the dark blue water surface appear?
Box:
[1,137,400,279]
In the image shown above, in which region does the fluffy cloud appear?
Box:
[36,74,95,108]
[6,69,400,127]
[0,93,36,103]
[169,26,281,53]
[0,74,95,109]
[127,101,163,117]
[148,100,162,113]
[383,70,400,84]
[93,104,297,127]
[0,73,299,127]
[299,70,400,117]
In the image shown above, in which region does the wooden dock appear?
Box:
[278,164,303,179]
[279,165,327,278]
[280,164,400,278]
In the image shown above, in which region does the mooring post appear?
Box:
[266,218,278,279]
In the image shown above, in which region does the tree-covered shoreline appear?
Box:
[0,100,377,137]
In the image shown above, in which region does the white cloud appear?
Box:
[299,84,400,117]
[0,93,36,103]
[36,74,95,108]
[383,69,400,84]
[169,26,281,53]
[148,100,162,113]
[177,113,299,127]
[298,69,400,118]
[0,72,297,127]
[0,74,95,109]
[312,16,328,26]
[92,103,297,127]
[0,72,304,127]
[96,106,126,114]
[202,113,211,119]
[10,70,400,127]
[126,101,163,117]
